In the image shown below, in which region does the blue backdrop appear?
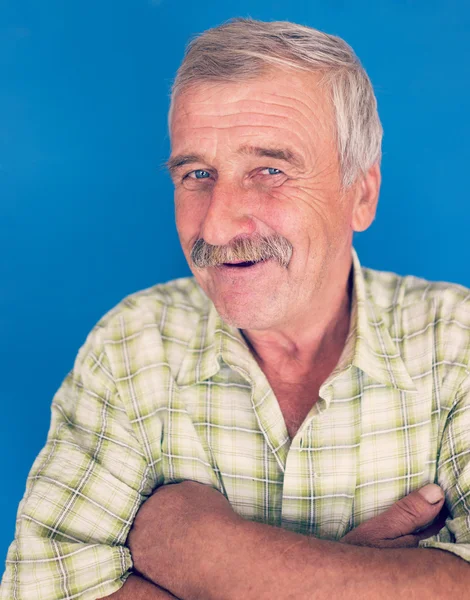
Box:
[1,0,469,568]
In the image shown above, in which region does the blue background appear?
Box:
[1,0,469,569]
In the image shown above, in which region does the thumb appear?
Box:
[381,484,445,537]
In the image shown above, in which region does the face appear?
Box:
[168,69,379,331]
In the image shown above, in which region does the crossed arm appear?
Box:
[6,325,470,599]
[105,482,470,600]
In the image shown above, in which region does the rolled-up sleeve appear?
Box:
[418,374,470,563]
[1,325,153,599]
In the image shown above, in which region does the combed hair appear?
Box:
[169,18,383,188]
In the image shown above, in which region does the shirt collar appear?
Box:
[347,247,417,392]
[176,247,417,393]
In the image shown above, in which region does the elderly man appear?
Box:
[2,17,470,600]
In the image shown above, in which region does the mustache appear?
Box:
[190,233,293,269]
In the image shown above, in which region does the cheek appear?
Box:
[289,182,348,234]
[262,183,321,237]
[268,185,347,259]
[255,183,302,229]
[175,193,205,236]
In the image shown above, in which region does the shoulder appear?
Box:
[77,276,210,366]
[363,263,470,378]
[363,264,470,314]
[97,276,208,332]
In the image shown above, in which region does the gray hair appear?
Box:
[169,18,383,188]
[190,233,293,269]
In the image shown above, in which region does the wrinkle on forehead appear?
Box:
[173,103,331,153]
[171,70,335,138]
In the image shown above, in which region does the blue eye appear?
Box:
[267,168,281,175]
[192,170,211,179]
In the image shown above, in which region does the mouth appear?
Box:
[221,259,266,268]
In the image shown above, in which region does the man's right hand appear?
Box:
[340,483,449,549]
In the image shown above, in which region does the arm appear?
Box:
[188,512,469,600]
[101,574,178,599]
[132,372,470,600]
[0,325,158,600]
[129,483,470,600]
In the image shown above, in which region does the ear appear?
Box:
[351,163,381,233]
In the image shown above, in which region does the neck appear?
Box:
[240,262,354,382]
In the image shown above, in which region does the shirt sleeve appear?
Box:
[418,373,470,563]
[0,325,154,600]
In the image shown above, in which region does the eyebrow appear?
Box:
[165,145,306,175]
[238,144,306,170]
[165,154,204,174]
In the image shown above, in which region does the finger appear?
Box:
[374,484,445,537]
[414,501,450,532]
[414,510,449,541]
[339,502,449,548]
[372,516,448,548]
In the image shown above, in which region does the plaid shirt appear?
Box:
[2,247,470,599]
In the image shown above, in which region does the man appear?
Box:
[2,17,470,599]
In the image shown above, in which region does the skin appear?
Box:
[121,481,463,600]
[169,68,381,381]
[105,481,449,598]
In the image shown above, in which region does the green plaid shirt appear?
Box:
[2,248,470,599]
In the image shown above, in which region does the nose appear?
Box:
[200,180,256,247]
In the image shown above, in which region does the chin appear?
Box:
[215,304,278,331]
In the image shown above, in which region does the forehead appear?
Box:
[169,69,336,152]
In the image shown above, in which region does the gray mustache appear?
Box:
[190,233,293,269]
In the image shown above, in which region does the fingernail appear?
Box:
[419,484,444,504]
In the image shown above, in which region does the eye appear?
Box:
[256,167,288,187]
[260,167,284,176]
[184,169,211,180]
